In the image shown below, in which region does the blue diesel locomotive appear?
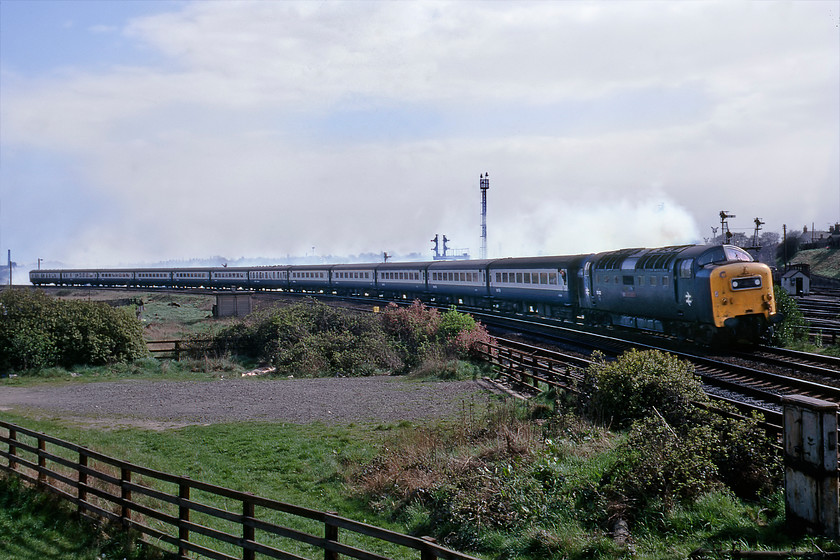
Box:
[30,244,780,343]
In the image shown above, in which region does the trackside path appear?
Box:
[0,377,494,429]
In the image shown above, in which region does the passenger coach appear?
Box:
[30,243,780,344]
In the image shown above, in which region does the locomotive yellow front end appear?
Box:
[709,261,778,342]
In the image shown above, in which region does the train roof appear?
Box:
[486,254,591,269]
[427,259,495,270]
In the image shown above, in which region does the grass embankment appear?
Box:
[789,247,840,279]
[1,411,406,560]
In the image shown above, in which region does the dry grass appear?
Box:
[354,401,540,510]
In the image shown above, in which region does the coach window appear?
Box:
[523,273,531,284]
[650,275,657,286]
[662,276,669,287]
[540,273,548,285]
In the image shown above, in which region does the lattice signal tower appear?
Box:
[480,173,489,260]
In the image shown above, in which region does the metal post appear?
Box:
[783,224,788,272]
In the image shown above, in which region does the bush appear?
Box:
[605,415,720,512]
[579,349,707,429]
[381,302,493,372]
[209,300,402,377]
[705,407,782,499]
[0,289,147,372]
[771,285,807,346]
[581,349,782,514]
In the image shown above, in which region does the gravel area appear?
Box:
[0,377,496,430]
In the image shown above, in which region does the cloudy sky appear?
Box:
[1,0,838,268]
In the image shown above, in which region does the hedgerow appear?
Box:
[201,299,492,377]
[0,289,147,372]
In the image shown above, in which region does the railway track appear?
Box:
[467,309,840,419]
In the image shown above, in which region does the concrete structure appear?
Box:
[783,395,839,539]
[214,292,253,318]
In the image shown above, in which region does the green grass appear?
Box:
[3,292,839,559]
[789,247,840,279]
[0,476,172,560]
[137,293,218,334]
[0,412,425,560]
[0,356,245,388]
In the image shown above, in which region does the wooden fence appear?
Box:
[147,339,187,360]
[0,421,478,560]
[472,338,590,395]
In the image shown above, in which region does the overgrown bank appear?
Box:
[348,349,805,559]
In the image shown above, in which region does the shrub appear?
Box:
[579,349,707,429]
[380,301,442,370]
[380,302,494,372]
[605,415,720,512]
[209,300,401,377]
[704,407,782,499]
[771,285,807,346]
[0,289,147,372]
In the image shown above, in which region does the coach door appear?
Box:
[579,259,594,310]
[674,258,697,322]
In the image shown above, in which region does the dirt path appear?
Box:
[0,377,495,430]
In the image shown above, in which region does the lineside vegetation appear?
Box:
[194,299,494,379]
[1,290,836,558]
[351,349,793,559]
[0,289,147,372]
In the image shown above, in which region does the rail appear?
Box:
[0,421,479,560]
[473,338,786,437]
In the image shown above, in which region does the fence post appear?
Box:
[782,395,839,539]
[243,494,255,560]
[121,467,132,527]
[175,340,181,361]
[179,478,190,559]
[37,437,47,486]
[324,512,339,560]
[78,451,88,516]
[8,427,17,472]
[420,536,437,560]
